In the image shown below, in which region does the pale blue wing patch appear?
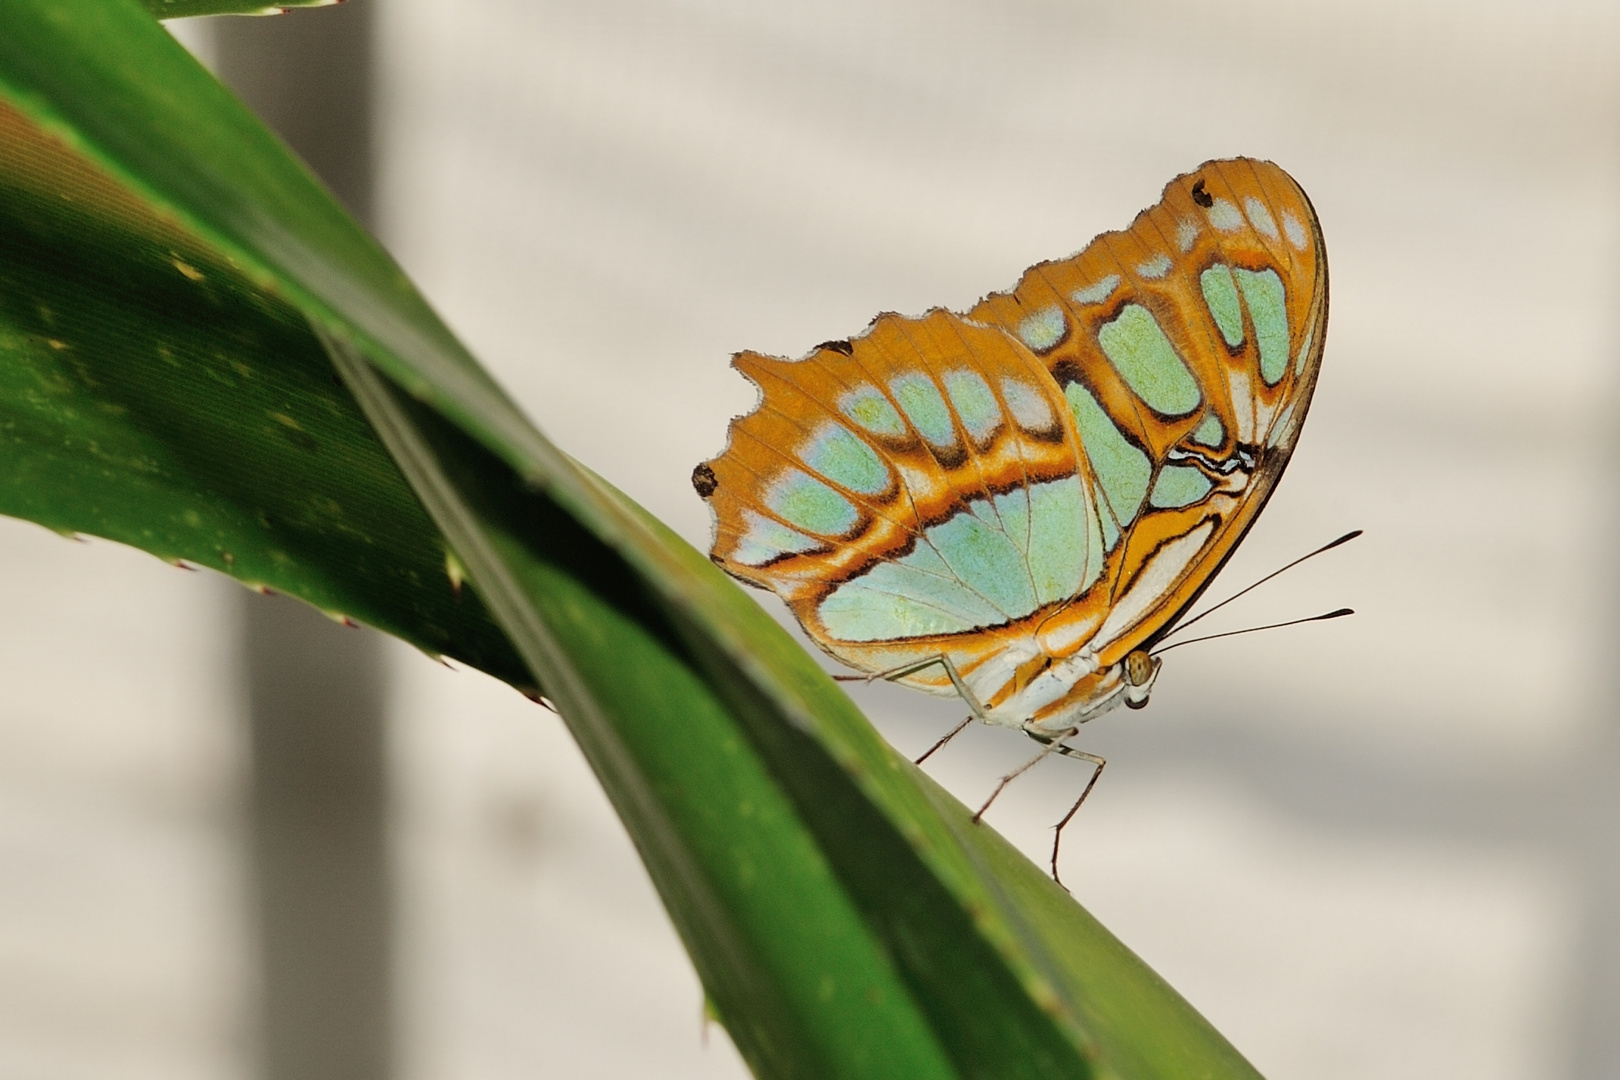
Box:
[1026,476,1098,601]
[992,486,1031,552]
[817,478,1099,642]
[1017,305,1067,352]
[765,468,858,536]
[1136,253,1172,280]
[1176,219,1199,253]
[732,509,824,567]
[1200,264,1244,348]
[898,537,953,577]
[943,369,1001,444]
[1207,198,1245,232]
[926,507,1037,619]
[959,497,1011,554]
[1191,412,1224,446]
[839,385,907,437]
[1235,268,1289,385]
[801,422,891,495]
[1081,476,1105,585]
[999,376,1055,434]
[819,575,992,641]
[1243,196,1279,241]
[1066,383,1150,530]
[968,497,1014,548]
[1097,304,1202,417]
[1098,497,1121,553]
[893,532,1043,626]
[1266,400,1298,449]
[889,373,956,448]
[1071,275,1121,306]
[1148,465,1214,509]
[1283,210,1308,250]
[819,525,1009,642]
[1228,365,1257,445]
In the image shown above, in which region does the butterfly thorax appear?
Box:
[960,611,1161,735]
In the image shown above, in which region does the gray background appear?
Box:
[1,1,1615,1077]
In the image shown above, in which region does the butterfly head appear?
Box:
[1007,644,1162,736]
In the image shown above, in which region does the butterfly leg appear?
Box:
[838,654,988,714]
[1046,742,1106,889]
[971,732,1073,824]
[835,654,990,764]
[914,715,973,765]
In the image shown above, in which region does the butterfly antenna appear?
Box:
[1152,607,1353,656]
[1158,529,1362,644]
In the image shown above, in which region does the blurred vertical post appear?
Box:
[1566,423,1620,1072]
[1567,741,1620,1079]
[213,6,394,1080]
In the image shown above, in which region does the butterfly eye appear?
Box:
[1123,649,1155,687]
[1122,650,1159,710]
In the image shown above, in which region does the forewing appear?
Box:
[966,157,1327,665]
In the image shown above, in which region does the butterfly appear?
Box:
[693,158,1326,875]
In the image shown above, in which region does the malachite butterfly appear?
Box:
[694,157,1325,761]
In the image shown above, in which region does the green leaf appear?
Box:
[0,95,530,686]
[0,2,1267,1078]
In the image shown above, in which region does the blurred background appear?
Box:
[1,0,1616,1077]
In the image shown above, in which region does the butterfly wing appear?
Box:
[697,157,1326,712]
[966,157,1327,665]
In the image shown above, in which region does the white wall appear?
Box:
[0,522,249,1080]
